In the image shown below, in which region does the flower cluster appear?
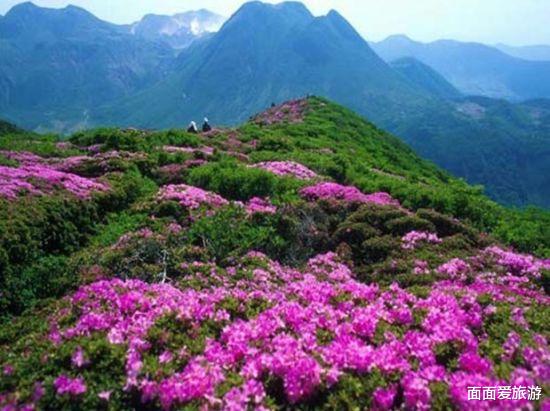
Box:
[157,184,229,210]
[0,162,108,200]
[251,161,317,180]
[402,231,442,250]
[53,375,87,396]
[243,197,277,215]
[437,258,471,279]
[300,182,400,207]
[252,99,308,125]
[484,246,550,278]
[2,246,546,410]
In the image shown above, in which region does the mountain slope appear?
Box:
[129,9,225,49]
[371,34,550,101]
[390,57,461,99]
[0,97,548,410]
[0,119,24,135]
[390,96,550,207]
[0,2,176,133]
[495,43,550,62]
[94,2,432,128]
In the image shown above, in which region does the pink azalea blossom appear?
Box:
[251,161,317,180]
[157,184,228,210]
[53,375,87,396]
[402,231,442,250]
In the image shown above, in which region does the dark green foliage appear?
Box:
[416,208,475,238]
[0,119,25,136]
[322,370,389,410]
[187,159,302,201]
[362,235,400,263]
[187,207,283,263]
[384,216,436,236]
[70,128,203,153]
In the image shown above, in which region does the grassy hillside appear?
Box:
[0,98,548,410]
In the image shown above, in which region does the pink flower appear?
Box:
[71,346,88,368]
[458,352,491,375]
[251,161,317,180]
[244,197,277,215]
[159,351,174,364]
[402,231,442,250]
[157,184,228,210]
[437,258,470,278]
[373,385,397,410]
[54,375,87,396]
[0,161,108,200]
[300,182,400,206]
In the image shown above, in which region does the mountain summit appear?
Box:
[98,1,425,128]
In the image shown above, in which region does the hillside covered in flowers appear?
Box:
[0,97,549,410]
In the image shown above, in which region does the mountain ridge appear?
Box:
[371,34,550,101]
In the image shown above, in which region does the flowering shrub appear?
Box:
[300,182,400,207]
[243,197,277,215]
[2,249,548,410]
[252,99,308,125]
[157,184,229,210]
[437,258,471,279]
[484,246,550,278]
[0,163,108,199]
[402,231,442,250]
[251,161,317,180]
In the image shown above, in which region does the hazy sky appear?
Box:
[1,0,549,45]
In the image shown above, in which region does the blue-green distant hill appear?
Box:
[371,34,550,101]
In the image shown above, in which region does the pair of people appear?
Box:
[187,118,211,133]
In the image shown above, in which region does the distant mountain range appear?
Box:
[0,1,549,208]
[371,35,550,101]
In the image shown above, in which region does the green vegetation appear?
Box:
[1,97,548,323]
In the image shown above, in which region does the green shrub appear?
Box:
[188,159,302,201]
[361,235,399,263]
[384,216,436,236]
[188,206,282,263]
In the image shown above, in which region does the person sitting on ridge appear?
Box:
[202,117,212,132]
[187,121,198,133]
